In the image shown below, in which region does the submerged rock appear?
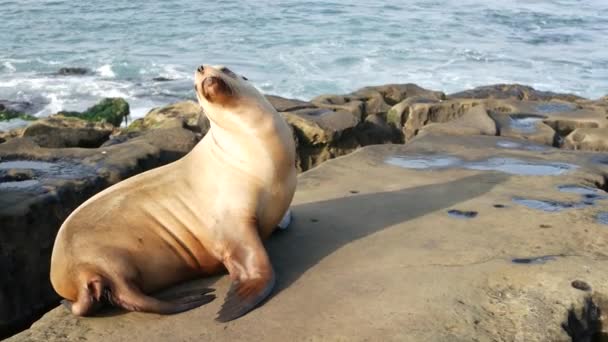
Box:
[55,67,90,76]
[0,105,36,122]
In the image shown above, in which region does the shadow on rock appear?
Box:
[266,172,509,299]
[563,296,608,342]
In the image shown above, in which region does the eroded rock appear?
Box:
[0,127,198,338]
[9,134,608,342]
[417,105,497,138]
[449,83,584,102]
[564,128,608,152]
[22,116,115,148]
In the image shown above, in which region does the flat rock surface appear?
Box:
[8,134,608,341]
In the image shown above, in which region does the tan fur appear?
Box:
[50,65,297,320]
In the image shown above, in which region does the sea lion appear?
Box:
[50,64,297,322]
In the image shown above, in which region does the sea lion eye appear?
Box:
[220,67,237,79]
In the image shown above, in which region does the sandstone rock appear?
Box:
[403,99,487,141]
[58,98,129,127]
[563,128,608,152]
[386,96,439,129]
[449,84,584,102]
[312,84,445,119]
[9,134,608,341]
[22,116,115,148]
[542,107,608,137]
[490,113,558,146]
[127,101,208,134]
[0,126,198,338]
[281,107,401,171]
[310,94,365,119]
[0,128,24,144]
[265,95,315,112]
[417,105,497,138]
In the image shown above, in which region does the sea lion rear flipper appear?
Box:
[216,224,276,322]
[110,283,216,314]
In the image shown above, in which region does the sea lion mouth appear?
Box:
[201,76,234,103]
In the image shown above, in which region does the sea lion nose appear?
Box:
[197,65,205,74]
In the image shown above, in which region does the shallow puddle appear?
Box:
[0,159,96,191]
[496,140,547,151]
[385,155,461,169]
[512,255,557,264]
[0,161,55,170]
[386,155,577,176]
[557,184,602,195]
[535,102,576,113]
[598,213,608,225]
[465,158,576,176]
[508,115,543,133]
[447,209,478,219]
[512,197,584,212]
[0,180,40,190]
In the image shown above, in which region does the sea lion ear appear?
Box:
[202,76,234,104]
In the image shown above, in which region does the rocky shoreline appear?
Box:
[1,83,607,341]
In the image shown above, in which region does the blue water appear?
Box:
[1,0,607,122]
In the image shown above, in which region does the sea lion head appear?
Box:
[193,65,257,111]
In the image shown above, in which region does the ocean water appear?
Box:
[1,0,607,122]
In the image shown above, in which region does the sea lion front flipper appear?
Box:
[216,223,276,322]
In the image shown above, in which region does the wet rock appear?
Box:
[22,116,115,148]
[564,128,608,152]
[127,100,208,134]
[449,84,583,102]
[56,67,90,76]
[58,98,129,127]
[0,126,197,338]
